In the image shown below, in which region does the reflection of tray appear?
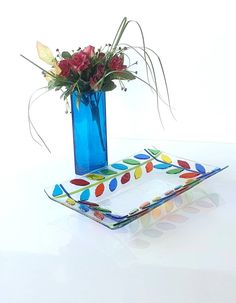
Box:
[45,147,227,229]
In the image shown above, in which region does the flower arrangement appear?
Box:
[21,17,171,109]
[21,17,172,153]
[35,41,135,99]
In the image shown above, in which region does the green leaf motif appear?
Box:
[148,148,160,156]
[166,168,184,174]
[86,174,105,180]
[123,159,140,165]
[99,169,117,175]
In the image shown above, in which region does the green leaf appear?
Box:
[102,80,116,91]
[63,89,72,100]
[48,80,56,90]
[78,78,90,92]
[61,51,72,59]
[112,70,136,81]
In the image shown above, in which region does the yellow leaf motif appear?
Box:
[36,41,56,65]
[134,166,142,179]
[161,154,172,163]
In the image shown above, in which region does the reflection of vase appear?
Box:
[71,90,108,175]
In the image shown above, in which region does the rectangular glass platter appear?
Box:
[45,147,227,229]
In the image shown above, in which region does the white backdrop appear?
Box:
[1,0,235,166]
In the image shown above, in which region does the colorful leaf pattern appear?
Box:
[46,147,225,229]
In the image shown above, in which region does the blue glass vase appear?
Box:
[71,90,108,175]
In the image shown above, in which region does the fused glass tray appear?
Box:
[45,147,227,229]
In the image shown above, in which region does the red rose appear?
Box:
[70,51,90,72]
[108,55,126,71]
[58,59,71,77]
[95,64,105,78]
[89,64,105,90]
[83,45,95,58]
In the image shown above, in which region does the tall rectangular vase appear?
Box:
[71,90,108,175]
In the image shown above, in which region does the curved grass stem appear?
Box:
[28,87,51,153]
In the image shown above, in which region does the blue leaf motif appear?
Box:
[154,163,172,169]
[134,154,150,160]
[52,184,63,196]
[195,163,206,174]
[80,189,90,201]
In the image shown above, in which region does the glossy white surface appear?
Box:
[1,140,235,303]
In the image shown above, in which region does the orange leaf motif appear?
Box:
[179,172,200,179]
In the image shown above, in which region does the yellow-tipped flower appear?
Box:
[36,41,56,66]
[44,62,61,82]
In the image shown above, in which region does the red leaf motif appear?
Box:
[179,172,200,179]
[121,172,131,184]
[95,183,105,197]
[145,161,153,173]
[70,179,90,186]
[94,211,105,220]
[177,160,191,169]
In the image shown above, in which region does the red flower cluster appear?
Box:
[108,55,126,71]
[58,59,71,77]
[52,43,135,93]
[83,45,95,58]
[58,46,127,80]
[70,52,90,73]
[58,45,95,77]
[90,64,105,90]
